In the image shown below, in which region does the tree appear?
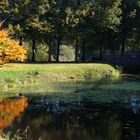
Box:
[92,0,122,60]
[64,0,94,62]
[0,0,9,21]
[1,0,31,44]
[47,0,68,62]
[1,0,139,63]
[0,22,27,64]
[64,0,122,61]
[119,0,140,55]
[1,0,50,62]
[24,0,52,62]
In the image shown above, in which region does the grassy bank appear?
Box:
[0,63,120,90]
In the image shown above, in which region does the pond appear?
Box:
[0,78,140,140]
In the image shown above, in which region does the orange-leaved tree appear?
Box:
[0,22,27,64]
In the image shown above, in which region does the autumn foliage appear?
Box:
[0,22,27,64]
[0,97,28,129]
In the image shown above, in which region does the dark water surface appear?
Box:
[1,80,140,140]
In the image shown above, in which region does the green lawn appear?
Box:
[0,63,120,90]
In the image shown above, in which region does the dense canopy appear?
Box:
[0,0,140,62]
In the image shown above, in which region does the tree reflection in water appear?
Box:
[131,96,140,114]
[2,97,123,140]
[0,97,28,130]
[1,95,140,140]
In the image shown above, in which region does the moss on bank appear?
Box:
[0,63,120,91]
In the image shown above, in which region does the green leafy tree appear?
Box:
[119,0,140,54]
[64,0,94,62]
[92,0,122,60]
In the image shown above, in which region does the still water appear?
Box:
[0,80,140,140]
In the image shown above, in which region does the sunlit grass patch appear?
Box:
[0,63,120,91]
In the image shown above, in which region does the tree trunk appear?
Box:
[121,37,126,55]
[19,35,23,46]
[48,45,52,62]
[32,35,36,62]
[75,38,79,62]
[77,0,81,6]
[133,47,136,52]
[48,39,52,62]
[56,38,61,62]
[81,39,86,62]
[99,45,103,61]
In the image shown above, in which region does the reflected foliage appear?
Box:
[0,79,140,140]
[0,97,28,130]
[2,94,140,140]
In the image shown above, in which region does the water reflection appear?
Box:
[0,97,28,130]
[131,96,140,114]
[0,95,139,140]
